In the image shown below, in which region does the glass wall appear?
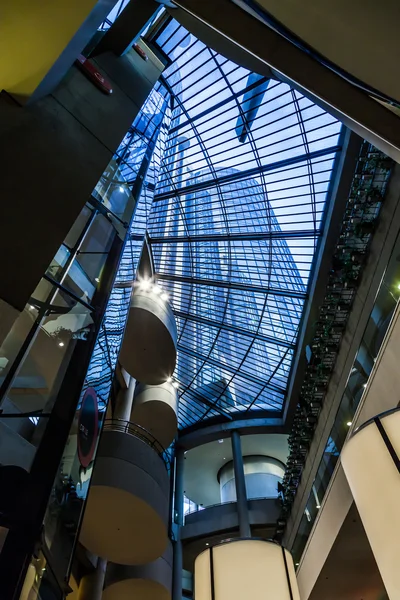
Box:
[146,18,343,429]
[291,228,400,566]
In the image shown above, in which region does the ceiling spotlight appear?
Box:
[295,563,299,567]
[347,421,352,427]
[119,186,124,192]
[58,342,65,347]
[161,292,169,301]
[95,277,100,283]
[316,504,321,509]
[223,457,226,460]
[362,383,367,388]
[140,279,151,291]
[167,377,172,383]
[173,381,180,389]
[205,543,209,546]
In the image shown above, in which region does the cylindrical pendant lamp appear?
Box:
[342,407,400,599]
[194,539,300,600]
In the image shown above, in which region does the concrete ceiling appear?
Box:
[309,503,388,600]
[183,433,288,505]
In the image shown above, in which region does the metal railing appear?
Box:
[102,418,171,469]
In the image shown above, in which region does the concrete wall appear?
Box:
[285,164,400,549]
[182,498,280,540]
[0,42,162,312]
[247,0,400,103]
[296,298,400,598]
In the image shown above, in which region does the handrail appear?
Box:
[185,496,278,516]
[103,418,171,469]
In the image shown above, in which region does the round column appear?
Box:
[195,539,300,600]
[132,381,178,449]
[218,456,285,503]
[342,407,400,599]
[78,557,107,600]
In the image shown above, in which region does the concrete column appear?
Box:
[113,372,135,421]
[231,431,251,538]
[0,0,116,104]
[172,448,185,600]
[78,557,107,600]
[95,0,160,56]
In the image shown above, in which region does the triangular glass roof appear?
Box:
[145,17,343,429]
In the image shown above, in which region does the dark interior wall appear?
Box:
[0,45,162,311]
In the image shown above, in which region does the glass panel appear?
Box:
[146,18,343,428]
[0,290,93,471]
[61,214,115,302]
[19,549,63,600]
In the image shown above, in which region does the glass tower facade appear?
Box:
[143,18,343,428]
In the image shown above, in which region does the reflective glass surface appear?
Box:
[146,19,343,428]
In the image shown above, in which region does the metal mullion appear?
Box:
[178,64,247,114]
[173,83,289,144]
[157,19,181,51]
[187,109,334,169]
[169,76,276,135]
[166,43,210,80]
[154,145,341,202]
[183,119,335,174]
[171,90,303,160]
[149,229,319,244]
[177,342,286,395]
[167,60,227,103]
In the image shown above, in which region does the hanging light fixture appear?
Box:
[194,539,300,600]
[342,407,400,599]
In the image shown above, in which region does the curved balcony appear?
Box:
[181,498,281,570]
[103,541,172,600]
[79,419,170,565]
[132,381,178,449]
[119,285,177,385]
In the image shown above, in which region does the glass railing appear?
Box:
[291,227,400,566]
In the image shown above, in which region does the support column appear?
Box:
[231,431,251,538]
[172,447,185,600]
[113,371,136,421]
[78,557,107,600]
[0,0,116,104]
[95,0,160,57]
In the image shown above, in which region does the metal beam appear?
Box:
[177,342,287,396]
[156,272,307,299]
[173,308,295,349]
[153,144,342,201]
[178,415,285,449]
[149,229,320,244]
[169,0,400,163]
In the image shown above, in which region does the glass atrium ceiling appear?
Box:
[144,17,343,430]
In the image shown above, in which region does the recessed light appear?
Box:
[362,383,367,388]
[295,563,299,567]
[206,543,209,546]
[58,342,65,347]
[223,457,226,460]
[95,277,100,283]
[347,421,352,427]
[316,504,321,509]
[218,439,224,444]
